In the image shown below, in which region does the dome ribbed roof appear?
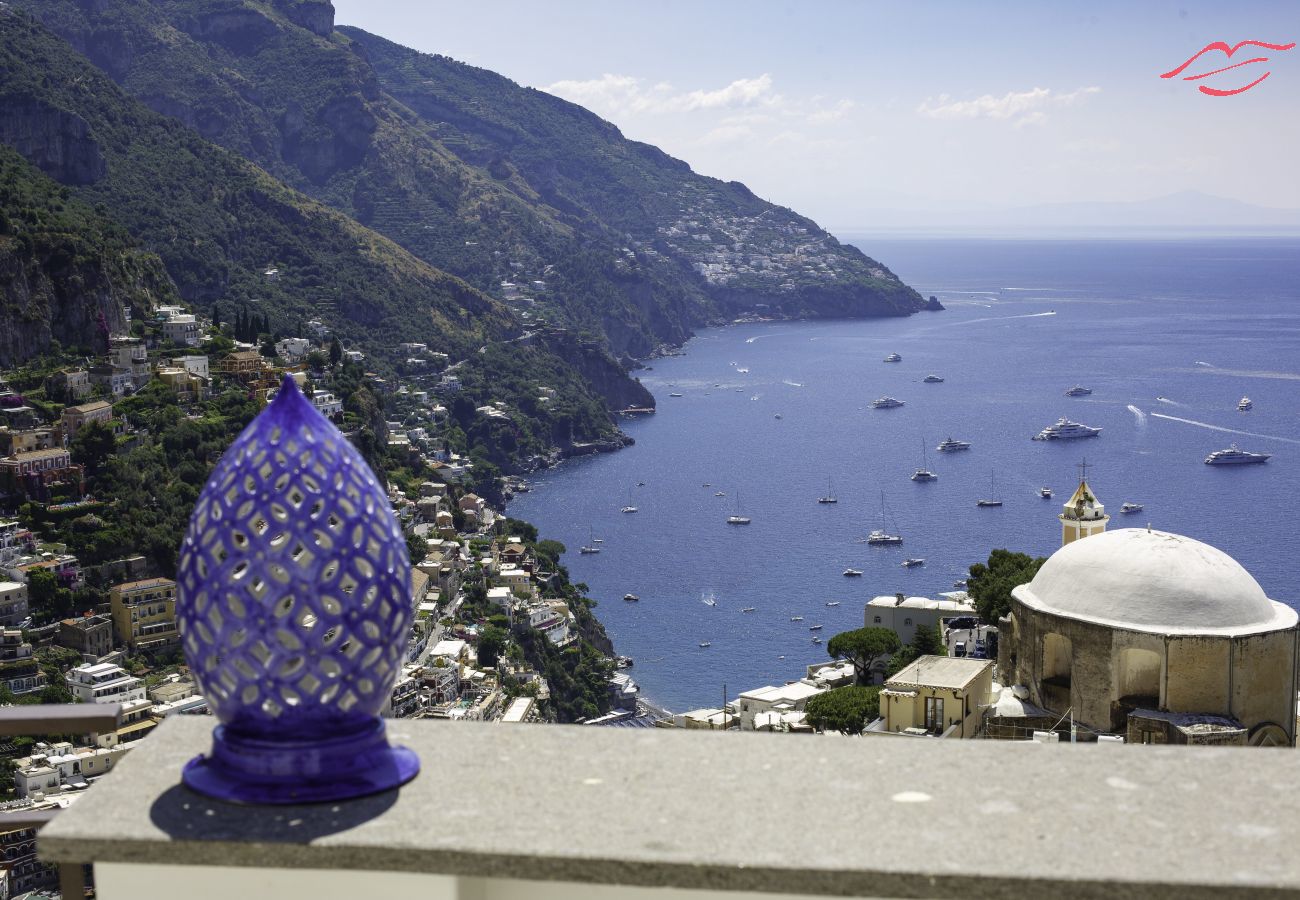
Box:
[1013,528,1293,634]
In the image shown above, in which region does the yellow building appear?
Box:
[109,578,179,653]
[1058,471,1109,546]
[871,656,993,738]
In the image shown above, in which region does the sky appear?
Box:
[331,1,1300,229]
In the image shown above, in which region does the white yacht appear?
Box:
[911,439,938,482]
[1033,417,1102,441]
[623,593,640,602]
[809,624,824,631]
[621,505,638,513]
[1120,502,1144,514]
[867,529,903,545]
[817,478,838,504]
[1238,396,1253,411]
[1205,444,1271,465]
[976,471,1002,507]
[1065,385,1093,397]
[842,568,863,577]
[923,374,944,383]
[741,607,756,613]
[825,601,841,607]
[790,615,804,622]
[872,396,905,409]
[902,558,926,568]
[727,493,751,525]
[1039,486,1053,499]
[669,392,683,398]
[580,526,601,554]
[698,641,712,648]
[936,437,971,452]
[884,352,902,362]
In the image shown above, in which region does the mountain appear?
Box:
[839,191,1300,236]
[0,8,645,468]
[14,0,924,360]
[0,8,514,366]
[0,144,177,366]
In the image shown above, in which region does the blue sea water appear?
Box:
[508,238,1300,713]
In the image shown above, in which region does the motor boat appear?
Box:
[884,353,902,362]
[872,396,905,409]
[902,558,926,568]
[936,437,971,452]
[1033,417,1102,440]
[923,375,944,383]
[1120,502,1143,514]
[1205,444,1271,465]
[1065,385,1093,396]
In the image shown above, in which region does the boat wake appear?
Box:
[1150,413,1300,446]
[1194,366,1300,382]
[1127,405,1146,426]
[1194,361,1215,368]
[944,311,1058,328]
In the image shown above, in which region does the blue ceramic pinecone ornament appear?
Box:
[176,376,418,803]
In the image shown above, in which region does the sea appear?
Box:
[508,238,1300,713]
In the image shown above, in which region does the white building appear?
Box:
[161,315,201,347]
[66,663,147,705]
[0,581,29,626]
[865,592,976,646]
[311,391,343,417]
[275,337,312,361]
[170,356,209,378]
[13,742,130,798]
[734,681,825,731]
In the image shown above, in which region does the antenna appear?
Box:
[1076,457,1091,484]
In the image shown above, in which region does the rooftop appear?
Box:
[887,656,992,691]
[1015,528,1294,635]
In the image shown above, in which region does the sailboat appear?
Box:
[911,440,938,482]
[977,471,1003,507]
[818,477,838,504]
[621,489,638,514]
[580,526,601,553]
[727,492,751,525]
[866,491,903,545]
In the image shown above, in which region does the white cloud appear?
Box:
[916,86,1100,124]
[543,73,780,116]
[806,99,855,125]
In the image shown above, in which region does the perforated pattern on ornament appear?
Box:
[176,385,412,736]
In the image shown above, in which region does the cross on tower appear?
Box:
[1076,458,1092,484]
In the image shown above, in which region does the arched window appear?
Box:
[1117,648,1161,705]
[1042,633,1072,686]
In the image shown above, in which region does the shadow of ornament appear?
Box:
[176,376,418,803]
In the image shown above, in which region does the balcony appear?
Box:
[33,715,1300,899]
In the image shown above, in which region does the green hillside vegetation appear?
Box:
[17,0,925,362]
[0,9,510,365]
[0,144,177,365]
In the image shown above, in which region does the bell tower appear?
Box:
[1059,459,1109,546]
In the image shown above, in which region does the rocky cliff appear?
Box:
[0,144,172,367]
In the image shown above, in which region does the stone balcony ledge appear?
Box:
[37,717,1300,899]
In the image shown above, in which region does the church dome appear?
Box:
[1013,528,1294,634]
